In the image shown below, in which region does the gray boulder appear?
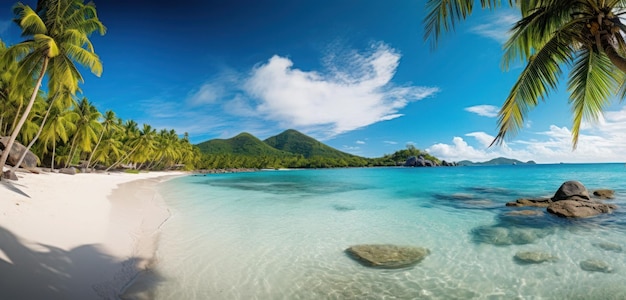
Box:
[59,167,77,175]
[3,170,17,181]
[345,244,430,269]
[404,156,417,167]
[0,137,38,169]
[552,180,590,201]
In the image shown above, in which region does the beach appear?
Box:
[0,170,184,299]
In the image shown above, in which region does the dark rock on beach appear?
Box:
[593,189,615,200]
[3,170,17,181]
[514,251,558,264]
[580,259,613,273]
[0,136,39,170]
[345,244,430,269]
[552,181,590,201]
[59,167,77,175]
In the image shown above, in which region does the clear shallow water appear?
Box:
[154,164,626,299]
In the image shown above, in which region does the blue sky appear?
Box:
[2,0,626,163]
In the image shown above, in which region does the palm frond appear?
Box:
[13,3,47,36]
[568,48,621,148]
[492,30,574,146]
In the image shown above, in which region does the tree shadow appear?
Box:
[0,180,30,198]
[0,225,162,299]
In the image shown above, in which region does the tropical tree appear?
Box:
[64,97,101,167]
[424,0,626,147]
[86,109,119,169]
[0,0,105,179]
[39,103,77,169]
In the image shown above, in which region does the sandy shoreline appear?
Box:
[0,170,185,299]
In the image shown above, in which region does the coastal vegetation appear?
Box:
[0,0,199,179]
[195,129,441,169]
[425,0,626,147]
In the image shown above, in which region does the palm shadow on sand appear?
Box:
[0,225,162,299]
[0,180,30,198]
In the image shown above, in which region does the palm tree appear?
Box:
[86,110,119,170]
[39,104,77,170]
[0,0,105,179]
[64,97,101,167]
[424,0,626,147]
[105,123,156,171]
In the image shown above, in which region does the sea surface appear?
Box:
[153,164,626,299]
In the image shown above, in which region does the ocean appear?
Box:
[152,164,626,299]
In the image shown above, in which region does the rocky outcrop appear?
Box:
[404,155,434,167]
[514,251,558,264]
[0,137,38,170]
[546,181,616,218]
[345,244,430,269]
[547,200,616,218]
[592,189,615,199]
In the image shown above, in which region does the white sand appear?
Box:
[0,170,185,299]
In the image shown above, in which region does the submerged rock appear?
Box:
[580,259,613,273]
[514,251,558,264]
[594,242,623,253]
[506,198,552,208]
[345,244,430,269]
[505,210,544,217]
[471,226,551,246]
[593,189,615,200]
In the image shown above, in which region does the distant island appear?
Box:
[457,157,537,166]
[195,129,442,169]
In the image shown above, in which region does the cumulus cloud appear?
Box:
[427,107,626,163]
[356,140,366,144]
[465,105,499,117]
[384,141,398,145]
[244,44,439,136]
[470,12,519,44]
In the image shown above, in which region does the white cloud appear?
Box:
[356,140,366,144]
[427,106,626,163]
[384,141,398,145]
[244,43,439,136]
[188,83,224,105]
[465,105,499,117]
[470,12,519,44]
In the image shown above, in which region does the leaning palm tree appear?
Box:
[86,110,119,170]
[0,0,105,179]
[64,97,101,168]
[39,104,77,169]
[424,0,626,147]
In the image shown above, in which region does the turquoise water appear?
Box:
[154,164,626,299]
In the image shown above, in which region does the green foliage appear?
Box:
[124,169,140,174]
[424,0,626,149]
[264,129,358,159]
[368,144,440,166]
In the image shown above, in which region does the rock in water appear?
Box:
[593,189,615,200]
[580,259,613,273]
[514,251,558,264]
[345,244,430,269]
[547,200,616,218]
[593,242,623,253]
[552,181,590,201]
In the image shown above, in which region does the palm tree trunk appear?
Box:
[604,44,626,73]
[51,140,56,170]
[104,143,140,172]
[11,94,56,173]
[86,129,105,170]
[0,56,48,180]
[10,102,23,134]
[65,133,79,168]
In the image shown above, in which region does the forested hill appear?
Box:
[195,132,292,156]
[457,157,537,166]
[263,129,357,159]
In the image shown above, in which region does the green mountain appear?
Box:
[457,157,537,166]
[263,129,357,159]
[195,132,292,156]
